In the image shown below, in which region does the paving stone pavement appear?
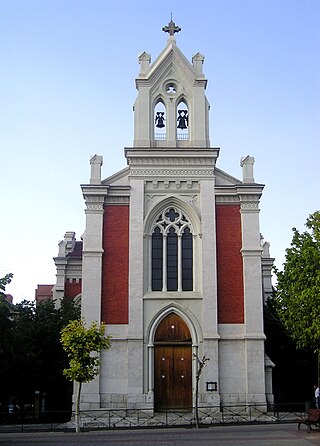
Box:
[0,423,319,446]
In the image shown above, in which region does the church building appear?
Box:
[52,20,274,411]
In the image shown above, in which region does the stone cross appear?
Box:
[162,17,181,36]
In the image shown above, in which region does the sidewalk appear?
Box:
[0,423,319,446]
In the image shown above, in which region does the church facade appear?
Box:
[52,22,274,411]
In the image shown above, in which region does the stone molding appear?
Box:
[219,333,266,340]
[145,180,199,192]
[215,193,260,209]
[240,202,260,210]
[129,168,214,177]
[105,196,130,205]
[127,157,215,166]
[83,195,105,210]
[215,195,239,204]
[241,248,263,256]
[81,249,104,255]
[239,194,260,211]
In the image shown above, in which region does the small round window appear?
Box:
[165,83,177,94]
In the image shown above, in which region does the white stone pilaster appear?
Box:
[261,241,275,303]
[166,95,176,146]
[200,179,218,338]
[127,179,145,402]
[81,192,106,324]
[199,178,220,405]
[192,81,209,147]
[52,257,67,306]
[80,184,108,409]
[133,84,150,147]
[239,194,264,335]
[202,339,220,405]
[239,191,266,405]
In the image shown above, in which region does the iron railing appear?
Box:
[0,402,310,432]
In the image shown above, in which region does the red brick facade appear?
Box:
[64,280,82,300]
[216,204,244,324]
[101,205,129,324]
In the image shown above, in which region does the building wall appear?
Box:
[101,204,129,324]
[64,279,81,300]
[216,204,244,324]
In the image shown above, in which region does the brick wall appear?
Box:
[64,280,82,300]
[216,204,244,323]
[101,205,129,324]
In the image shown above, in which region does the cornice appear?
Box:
[239,194,261,211]
[105,196,130,205]
[129,168,214,178]
[81,184,109,193]
[127,156,215,166]
[215,195,239,205]
[83,194,105,211]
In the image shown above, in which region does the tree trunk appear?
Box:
[195,374,199,429]
[75,381,82,433]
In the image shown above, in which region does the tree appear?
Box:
[60,319,111,433]
[0,273,13,297]
[0,296,80,416]
[264,297,317,404]
[0,274,15,394]
[274,211,320,354]
[193,354,210,428]
[274,211,320,385]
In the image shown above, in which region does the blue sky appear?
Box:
[1,0,319,302]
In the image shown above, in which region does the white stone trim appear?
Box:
[127,157,215,166]
[129,168,214,177]
[105,196,130,205]
[147,304,201,347]
[215,195,240,204]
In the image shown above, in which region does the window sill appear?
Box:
[143,291,202,300]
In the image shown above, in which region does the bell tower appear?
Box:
[124,19,220,411]
[133,19,210,148]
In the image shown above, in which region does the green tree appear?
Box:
[60,319,111,432]
[264,297,317,404]
[0,297,80,415]
[0,274,15,395]
[274,211,320,355]
[0,273,13,297]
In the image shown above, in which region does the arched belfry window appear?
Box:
[151,207,193,292]
[154,100,166,140]
[177,100,189,140]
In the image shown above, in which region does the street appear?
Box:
[0,423,319,446]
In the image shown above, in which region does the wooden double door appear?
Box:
[154,314,192,411]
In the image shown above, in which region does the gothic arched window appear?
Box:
[151,207,193,292]
[154,100,166,140]
[177,100,189,141]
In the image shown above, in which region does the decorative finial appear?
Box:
[162,16,181,36]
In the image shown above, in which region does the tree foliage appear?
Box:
[0,273,13,297]
[264,297,317,403]
[0,296,80,415]
[60,319,111,432]
[274,210,320,354]
[61,319,111,383]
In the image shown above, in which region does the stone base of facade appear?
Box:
[100,393,154,410]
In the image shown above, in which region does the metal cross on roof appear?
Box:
[162,16,181,36]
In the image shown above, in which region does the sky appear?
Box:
[1,0,319,303]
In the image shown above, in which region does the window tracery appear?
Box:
[151,207,193,292]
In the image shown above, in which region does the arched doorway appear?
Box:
[154,313,192,410]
